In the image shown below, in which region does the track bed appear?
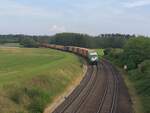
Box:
[52,60,132,113]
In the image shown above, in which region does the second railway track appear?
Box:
[96,60,119,113]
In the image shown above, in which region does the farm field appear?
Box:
[0,47,84,113]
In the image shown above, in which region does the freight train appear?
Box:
[41,44,99,65]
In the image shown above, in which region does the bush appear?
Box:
[128,60,150,113]
[20,38,39,48]
[122,37,150,70]
[103,48,112,56]
[26,87,50,113]
[104,48,123,66]
[138,60,150,74]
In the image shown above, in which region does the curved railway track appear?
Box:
[52,60,132,113]
[96,60,119,113]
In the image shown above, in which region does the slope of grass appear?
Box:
[0,48,83,113]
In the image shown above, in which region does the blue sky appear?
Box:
[0,0,150,35]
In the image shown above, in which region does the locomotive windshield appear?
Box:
[89,51,98,57]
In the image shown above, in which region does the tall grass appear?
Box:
[0,48,83,113]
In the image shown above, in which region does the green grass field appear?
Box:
[0,48,83,113]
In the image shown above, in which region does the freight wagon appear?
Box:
[41,44,99,65]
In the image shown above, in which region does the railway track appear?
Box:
[52,60,132,113]
[52,64,98,113]
[96,60,119,113]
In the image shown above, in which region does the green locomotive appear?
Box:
[41,44,99,65]
[88,50,99,65]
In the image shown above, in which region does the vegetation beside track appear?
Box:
[104,37,150,113]
[96,49,104,59]
[0,48,84,113]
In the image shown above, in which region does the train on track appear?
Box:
[41,44,99,65]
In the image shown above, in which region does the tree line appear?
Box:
[105,37,150,70]
[0,34,49,47]
[0,33,136,48]
[50,33,135,48]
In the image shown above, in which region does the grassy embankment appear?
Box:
[0,47,83,113]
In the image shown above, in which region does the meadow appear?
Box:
[0,47,83,113]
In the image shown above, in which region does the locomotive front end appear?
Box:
[88,50,99,65]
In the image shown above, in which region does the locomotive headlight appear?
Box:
[88,51,98,63]
[91,57,98,61]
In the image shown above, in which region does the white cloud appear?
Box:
[49,25,66,34]
[0,0,150,36]
[122,0,150,8]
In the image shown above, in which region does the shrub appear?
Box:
[20,38,39,48]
